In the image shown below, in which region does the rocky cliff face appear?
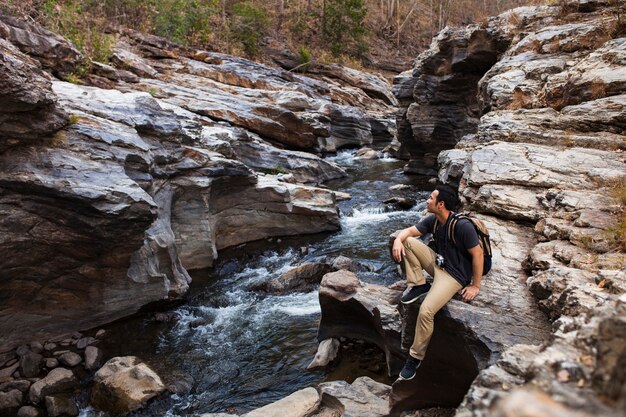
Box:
[0,14,396,352]
[394,0,625,415]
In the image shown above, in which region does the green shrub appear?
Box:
[230,1,269,57]
[153,0,217,45]
[322,0,369,57]
[295,46,312,72]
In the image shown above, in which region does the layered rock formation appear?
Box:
[0,14,396,352]
[398,0,625,416]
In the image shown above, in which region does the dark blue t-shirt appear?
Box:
[416,213,479,287]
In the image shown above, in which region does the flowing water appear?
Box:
[80,150,429,417]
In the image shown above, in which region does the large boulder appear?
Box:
[243,387,319,417]
[90,356,165,415]
[318,377,391,417]
[29,368,77,404]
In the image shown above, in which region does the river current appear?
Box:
[79,150,428,417]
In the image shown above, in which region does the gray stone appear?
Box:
[318,377,390,417]
[58,353,81,367]
[17,406,42,417]
[307,339,340,370]
[28,343,43,354]
[0,362,19,379]
[243,387,319,417]
[29,368,76,404]
[0,379,31,392]
[45,359,59,370]
[84,347,101,371]
[75,337,96,350]
[95,330,106,339]
[43,344,56,352]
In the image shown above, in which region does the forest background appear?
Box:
[3,0,537,76]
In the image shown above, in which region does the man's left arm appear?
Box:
[461,244,483,302]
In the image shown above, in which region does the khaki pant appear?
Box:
[402,238,462,360]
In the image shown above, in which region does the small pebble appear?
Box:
[95,330,106,339]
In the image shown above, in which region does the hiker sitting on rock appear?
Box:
[391,184,483,380]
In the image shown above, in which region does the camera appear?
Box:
[435,254,445,267]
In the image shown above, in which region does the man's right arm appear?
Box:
[392,226,422,262]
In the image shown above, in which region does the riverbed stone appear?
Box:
[91,356,165,415]
[265,263,332,293]
[29,368,76,404]
[243,387,319,417]
[318,377,390,417]
[17,406,42,417]
[0,379,30,393]
[0,363,20,379]
[19,352,43,378]
[84,347,101,371]
[0,389,22,415]
[76,337,96,350]
[58,353,81,368]
[307,338,340,370]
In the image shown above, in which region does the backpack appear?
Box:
[433,212,493,276]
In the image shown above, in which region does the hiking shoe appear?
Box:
[400,283,431,304]
[399,356,421,380]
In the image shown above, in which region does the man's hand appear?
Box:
[461,285,480,302]
[392,237,405,263]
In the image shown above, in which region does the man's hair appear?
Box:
[435,184,458,211]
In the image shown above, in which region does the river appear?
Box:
[79,149,428,417]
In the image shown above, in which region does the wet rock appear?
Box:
[244,387,319,417]
[383,197,417,210]
[91,356,165,415]
[265,263,332,293]
[19,353,43,378]
[17,406,42,417]
[167,373,194,395]
[307,338,340,370]
[29,368,77,404]
[318,377,390,417]
[58,353,81,368]
[330,256,372,273]
[356,148,379,160]
[45,395,78,417]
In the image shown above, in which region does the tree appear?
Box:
[322,0,368,56]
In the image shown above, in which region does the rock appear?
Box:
[45,395,78,417]
[318,270,404,375]
[44,358,59,370]
[264,263,332,293]
[28,343,43,355]
[330,256,372,273]
[17,406,42,417]
[0,38,68,149]
[43,343,56,352]
[318,377,390,417]
[19,352,43,378]
[0,362,19,379]
[110,41,159,79]
[57,353,81,368]
[29,368,77,404]
[307,338,340,370]
[95,330,106,339]
[383,197,417,210]
[243,387,319,417]
[91,356,165,415]
[0,11,83,76]
[0,389,22,415]
[356,148,379,160]
[76,337,96,350]
[84,347,101,371]
[167,373,194,395]
[0,379,30,392]
[489,388,590,417]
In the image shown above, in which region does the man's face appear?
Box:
[426,190,441,213]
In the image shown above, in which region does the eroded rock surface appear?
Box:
[0,10,399,353]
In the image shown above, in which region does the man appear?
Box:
[391,184,483,380]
